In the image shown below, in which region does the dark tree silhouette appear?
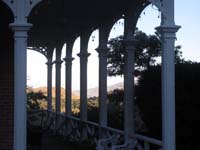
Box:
[107,89,124,129]
[107,29,184,76]
[136,63,200,150]
[27,90,47,110]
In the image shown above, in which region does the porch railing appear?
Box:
[27,110,162,150]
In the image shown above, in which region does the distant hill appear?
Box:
[31,82,123,99]
[73,82,124,97]
[32,87,80,100]
[29,83,123,112]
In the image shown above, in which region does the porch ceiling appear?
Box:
[28,0,145,48]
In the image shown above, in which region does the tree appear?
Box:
[136,63,200,150]
[27,89,47,110]
[107,29,184,76]
[107,89,124,129]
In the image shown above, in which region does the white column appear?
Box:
[77,33,90,122]
[54,59,63,113]
[96,47,109,127]
[156,0,180,149]
[63,57,74,116]
[161,0,175,26]
[156,26,180,150]
[10,23,32,150]
[124,40,135,141]
[46,60,53,111]
[77,52,90,121]
[97,26,110,128]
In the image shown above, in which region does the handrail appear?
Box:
[28,109,163,149]
[133,134,162,146]
[28,110,121,133]
[101,126,124,135]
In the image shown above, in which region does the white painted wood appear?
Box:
[46,60,53,111]
[2,0,15,15]
[26,0,42,17]
[161,0,175,26]
[144,141,150,150]
[10,22,32,150]
[123,16,136,143]
[77,34,91,122]
[156,1,181,150]
[156,25,180,150]
[123,40,135,141]
[77,52,90,121]
[55,59,62,113]
[96,47,109,127]
[54,47,63,113]
[96,26,110,128]
[64,55,74,116]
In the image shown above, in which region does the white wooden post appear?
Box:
[156,26,180,150]
[77,52,90,121]
[96,26,110,127]
[54,47,63,113]
[10,23,32,150]
[77,34,90,122]
[156,0,180,150]
[124,40,135,141]
[96,47,109,127]
[46,59,53,111]
[123,14,137,143]
[64,56,74,116]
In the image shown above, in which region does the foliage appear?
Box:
[71,97,99,122]
[72,99,80,116]
[136,65,162,138]
[88,97,99,122]
[107,29,185,76]
[107,89,146,131]
[107,89,124,129]
[27,89,47,110]
[136,63,200,150]
[107,89,124,104]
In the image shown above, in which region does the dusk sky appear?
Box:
[27,0,200,90]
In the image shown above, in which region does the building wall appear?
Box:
[0,2,14,150]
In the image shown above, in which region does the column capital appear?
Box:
[46,61,53,66]
[156,25,181,39]
[10,23,32,31]
[10,23,32,37]
[77,52,91,58]
[63,57,74,63]
[53,60,63,65]
[96,47,110,53]
[96,47,110,58]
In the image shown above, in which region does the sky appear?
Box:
[27,0,200,91]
